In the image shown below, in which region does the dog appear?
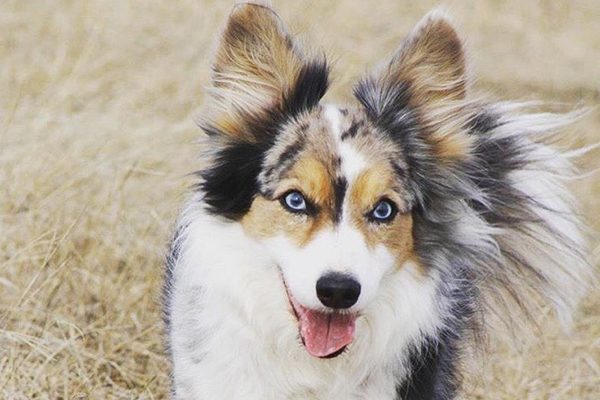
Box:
[162,4,592,399]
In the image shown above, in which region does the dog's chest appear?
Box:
[170,310,399,400]
[168,273,399,400]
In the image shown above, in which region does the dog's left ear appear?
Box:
[203,3,329,143]
[355,11,472,160]
[199,4,329,219]
[387,10,466,103]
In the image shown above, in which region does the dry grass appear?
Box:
[1,0,598,398]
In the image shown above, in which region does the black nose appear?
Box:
[316,273,361,309]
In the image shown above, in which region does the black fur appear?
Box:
[201,59,330,219]
[354,77,437,209]
[333,176,348,223]
[392,163,407,179]
[200,140,269,219]
[354,78,413,133]
[283,59,330,116]
[469,109,501,134]
[274,135,306,172]
[341,120,362,141]
[396,333,458,400]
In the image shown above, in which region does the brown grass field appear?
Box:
[1,0,599,398]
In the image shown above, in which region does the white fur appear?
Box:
[267,224,393,312]
[325,105,368,185]
[169,206,438,400]
[167,105,442,399]
[271,105,388,312]
[167,202,441,400]
[507,142,588,326]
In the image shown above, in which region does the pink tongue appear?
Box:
[296,305,356,358]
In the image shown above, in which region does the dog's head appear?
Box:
[199,4,472,358]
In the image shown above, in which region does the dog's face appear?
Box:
[200,4,469,358]
[242,106,415,356]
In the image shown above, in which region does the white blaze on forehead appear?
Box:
[323,104,368,184]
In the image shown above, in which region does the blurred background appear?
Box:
[1,0,598,398]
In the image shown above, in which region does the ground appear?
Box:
[1,0,598,398]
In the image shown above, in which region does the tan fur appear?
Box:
[349,165,415,269]
[204,4,305,141]
[244,124,415,269]
[284,157,334,204]
[243,154,335,246]
[242,196,333,246]
[384,12,474,161]
[390,14,466,101]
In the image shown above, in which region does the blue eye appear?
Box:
[369,200,396,222]
[282,191,307,213]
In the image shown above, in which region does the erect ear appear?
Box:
[388,10,467,103]
[203,3,329,142]
[355,11,472,160]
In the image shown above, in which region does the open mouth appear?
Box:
[283,281,357,359]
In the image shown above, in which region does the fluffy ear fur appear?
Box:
[203,3,329,142]
[389,10,466,102]
[355,10,472,161]
[199,3,329,219]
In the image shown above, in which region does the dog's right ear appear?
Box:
[202,3,329,143]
